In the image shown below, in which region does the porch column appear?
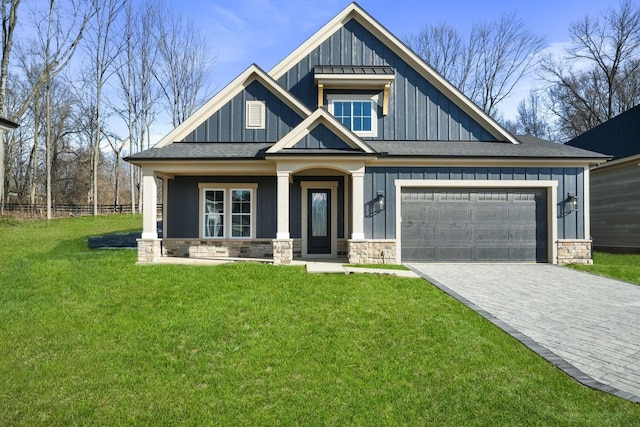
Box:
[273,170,293,265]
[351,169,365,240]
[137,168,161,263]
[141,168,158,239]
[276,171,290,239]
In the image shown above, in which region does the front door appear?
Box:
[307,189,331,255]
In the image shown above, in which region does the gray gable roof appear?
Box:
[126,143,272,161]
[368,136,608,159]
[566,104,640,160]
[125,135,606,162]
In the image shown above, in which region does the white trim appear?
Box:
[592,153,640,170]
[327,94,379,138]
[198,183,258,240]
[267,108,375,154]
[393,179,558,264]
[301,181,339,258]
[268,3,520,145]
[583,167,590,240]
[154,65,312,148]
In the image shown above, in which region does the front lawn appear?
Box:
[1,215,639,425]
[569,252,640,285]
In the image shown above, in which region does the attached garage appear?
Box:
[400,187,548,262]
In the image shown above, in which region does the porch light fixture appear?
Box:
[374,191,385,213]
[565,193,578,213]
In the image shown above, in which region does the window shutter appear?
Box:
[246,101,265,129]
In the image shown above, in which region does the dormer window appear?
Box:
[327,94,378,137]
[314,66,395,116]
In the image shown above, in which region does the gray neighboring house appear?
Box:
[566,104,640,253]
[126,3,607,265]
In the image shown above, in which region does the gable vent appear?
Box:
[246,101,265,129]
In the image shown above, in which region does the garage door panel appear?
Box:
[436,247,472,261]
[401,187,547,262]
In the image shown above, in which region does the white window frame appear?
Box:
[198,183,258,239]
[327,94,379,137]
[245,101,265,129]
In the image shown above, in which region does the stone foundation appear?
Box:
[347,239,397,264]
[557,239,593,265]
[272,239,293,265]
[137,239,162,263]
[162,238,273,259]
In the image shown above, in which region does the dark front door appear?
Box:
[307,189,331,255]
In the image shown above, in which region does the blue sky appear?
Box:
[139,0,620,141]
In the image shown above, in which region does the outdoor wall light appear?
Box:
[565,193,578,213]
[374,191,385,213]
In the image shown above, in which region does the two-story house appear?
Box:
[126,3,606,265]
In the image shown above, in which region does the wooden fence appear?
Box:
[1,203,162,218]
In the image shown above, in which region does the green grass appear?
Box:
[1,216,639,425]
[569,252,640,285]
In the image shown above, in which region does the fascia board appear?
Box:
[154,65,312,148]
[267,109,375,154]
[369,157,603,168]
[268,2,520,145]
[591,153,640,171]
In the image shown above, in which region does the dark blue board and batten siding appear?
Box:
[182,80,304,142]
[364,167,585,241]
[165,175,345,240]
[277,19,497,142]
[166,176,277,239]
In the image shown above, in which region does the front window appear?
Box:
[200,185,256,239]
[231,189,252,237]
[328,94,378,137]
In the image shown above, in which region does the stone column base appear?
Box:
[137,239,162,263]
[272,239,293,265]
[348,239,397,264]
[557,239,593,265]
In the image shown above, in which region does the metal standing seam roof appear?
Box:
[313,65,395,76]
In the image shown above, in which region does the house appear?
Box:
[126,3,606,265]
[566,105,640,253]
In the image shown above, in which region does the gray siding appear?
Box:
[364,167,585,240]
[590,164,640,250]
[277,19,497,142]
[182,80,303,142]
[293,123,352,149]
[166,176,276,238]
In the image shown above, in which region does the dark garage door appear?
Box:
[401,188,548,262]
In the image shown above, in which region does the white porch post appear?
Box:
[273,169,293,265]
[137,168,161,263]
[141,168,158,239]
[351,169,365,240]
[276,171,290,239]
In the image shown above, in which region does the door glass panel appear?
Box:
[311,192,328,237]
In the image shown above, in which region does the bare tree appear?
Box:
[405,12,545,117]
[114,0,161,213]
[0,0,20,213]
[0,0,90,216]
[82,0,126,215]
[154,4,214,127]
[542,0,640,139]
[503,89,553,140]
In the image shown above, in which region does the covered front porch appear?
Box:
[136,156,394,265]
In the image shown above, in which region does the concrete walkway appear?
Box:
[407,263,640,403]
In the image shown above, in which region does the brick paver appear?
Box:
[408,263,640,403]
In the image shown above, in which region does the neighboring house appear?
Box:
[566,105,640,253]
[126,3,606,265]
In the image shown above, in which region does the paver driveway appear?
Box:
[407,263,640,403]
